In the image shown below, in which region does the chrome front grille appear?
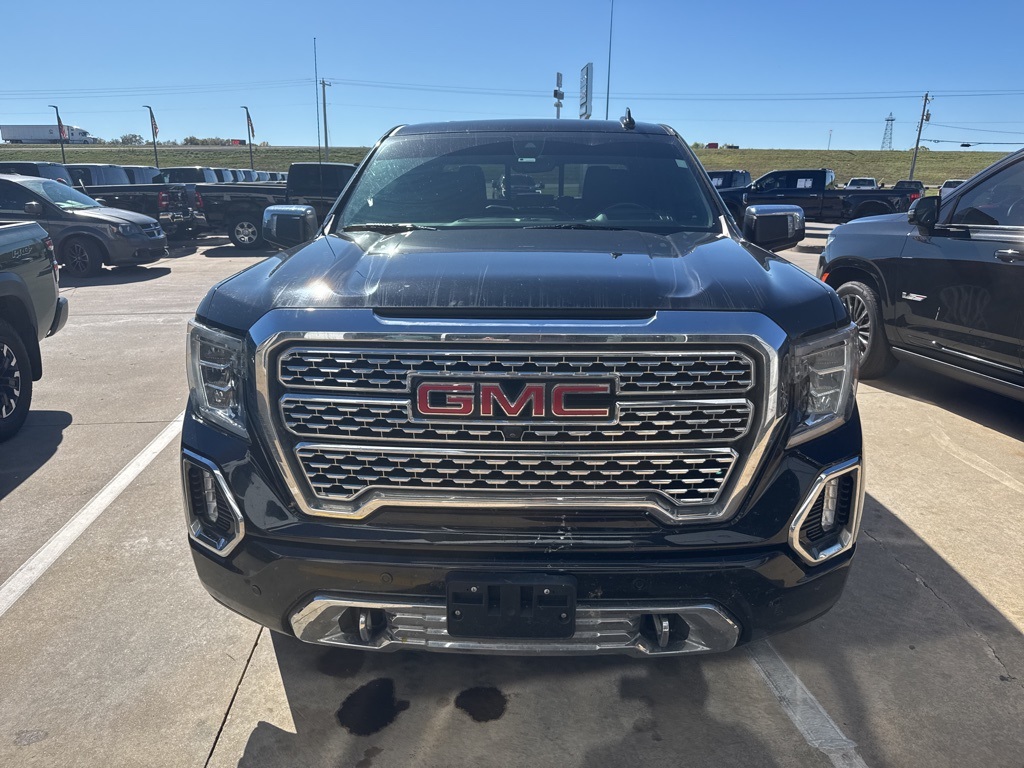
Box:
[296,444,737,506]
[279,348,755,395]
[141,223,163,239]
[257,333,778,523]
[280,395,753,445]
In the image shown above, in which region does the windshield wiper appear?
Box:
[341,223,437,234]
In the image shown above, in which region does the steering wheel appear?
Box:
[1004,199,1024,226]
[594,202,654,221]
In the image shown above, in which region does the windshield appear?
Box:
[21,177,99,209]
[334,131,717,234]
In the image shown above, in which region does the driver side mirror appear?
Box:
[23,201,43,217]
[263,204,318,248]
[908,195,939,230]
[743,205,805,252]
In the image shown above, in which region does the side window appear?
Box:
[950,161,1024,227]
[795,176,815,189]
[0,182,36,214]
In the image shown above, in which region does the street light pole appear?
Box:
[143,105,159,167]
[48,104,66,164]
[241,106,254,169]
[827,129,832,151]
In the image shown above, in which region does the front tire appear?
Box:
[837,281,897,378]
[61,237,104,278]
[0,320,33,442]
[228,213,263,249]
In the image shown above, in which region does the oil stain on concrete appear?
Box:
[336,678,410,736]
[454,686,508,722]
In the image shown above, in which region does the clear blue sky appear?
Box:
[3,0,1022,151]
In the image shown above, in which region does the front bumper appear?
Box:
[106,233,168,265]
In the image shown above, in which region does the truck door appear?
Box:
[896,158,1024,377]
[746,171,823,219]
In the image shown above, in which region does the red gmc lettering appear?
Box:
[416,382,474,416]
[550,383,612,418]
[479,383,545,417]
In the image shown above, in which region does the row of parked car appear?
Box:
[708,169,964,198]
[0,159,356,276]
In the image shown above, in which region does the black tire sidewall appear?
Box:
[0,319,33,442]
[837,281,896,378]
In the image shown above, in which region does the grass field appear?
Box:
[0,143,1009,187]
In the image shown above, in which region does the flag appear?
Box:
[150,110,159,139]
[57,115,67,140]
[246,112,255,139]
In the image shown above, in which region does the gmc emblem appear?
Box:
[412,378,615,421]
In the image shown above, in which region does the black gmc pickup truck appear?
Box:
[183,118,864,657]
[195,162,356,248]
[718,168,919,223]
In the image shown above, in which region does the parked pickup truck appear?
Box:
[718,168,918,223]
[65,164,193,238]
[196,162,356,248]
[0,174,168,278]
[0,222,68,440]
[182,118,864,659]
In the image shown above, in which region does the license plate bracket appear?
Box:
[446,573,577,639]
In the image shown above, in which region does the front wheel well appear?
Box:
[822,265,880,295]
[60,233,109,265]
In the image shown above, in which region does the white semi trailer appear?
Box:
[0,124,99,144]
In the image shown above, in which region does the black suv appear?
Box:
[821,149,1024,398]
[183,118,863,657]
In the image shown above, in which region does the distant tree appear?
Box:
[690,141,706,150]
[258,141,270,147]
[118,133,145,146]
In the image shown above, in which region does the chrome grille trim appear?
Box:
[279,347,755,395]
[279,394,754,445]
[294,443,738,513]
[251,315,787,524]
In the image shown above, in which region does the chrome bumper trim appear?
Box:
[788,457,864,566]
[290,595,741,656]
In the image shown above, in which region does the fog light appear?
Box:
[821,478,839,531]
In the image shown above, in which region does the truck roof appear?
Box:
[391,119,676,136]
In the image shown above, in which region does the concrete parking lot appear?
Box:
[0,231,1022,768]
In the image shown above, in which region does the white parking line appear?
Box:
[0,412,184,620]
[748,640,870,768]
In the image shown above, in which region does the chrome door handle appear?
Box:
[994,249,1022,263]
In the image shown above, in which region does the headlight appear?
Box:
[787,325,858,447]
[108,223,137,237]
[187,320,248,437]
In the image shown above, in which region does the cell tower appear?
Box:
[881,113,895,151]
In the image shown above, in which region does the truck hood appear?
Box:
[200,229,843,338]
[71,207,159,227]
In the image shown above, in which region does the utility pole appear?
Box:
[321,79,331,161]
[827,129,832,151]
[48,105,66,164]
[553,72,564,119]
[908,93,932,181]
[604,0,614,119]
[143,105,159,167]
[241,106,255,169]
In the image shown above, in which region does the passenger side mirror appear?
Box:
[262,204,318,248]
[742,205,805,252]
[23,201,43,217]
[908,195,939,229]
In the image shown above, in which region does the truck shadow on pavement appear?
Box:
[225,493,1024,768]
[0,410,72,499]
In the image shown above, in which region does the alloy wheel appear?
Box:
[234,221,258,244]
[842,293,871,359]
[67,242,89,273]
[0,343,21,419]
